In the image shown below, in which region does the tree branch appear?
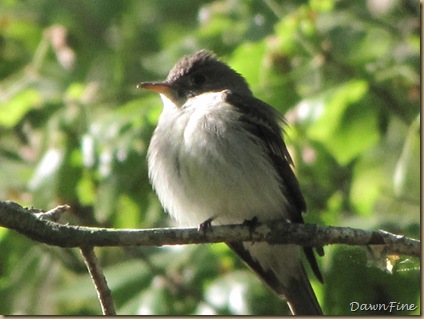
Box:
[0,201,419,257]
[80,246,116,315]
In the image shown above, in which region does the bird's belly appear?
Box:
[149,121,290,227]
[176,159,286,226]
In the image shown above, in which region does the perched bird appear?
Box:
[138,50,323,315]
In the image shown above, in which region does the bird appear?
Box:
[138,50,323,315]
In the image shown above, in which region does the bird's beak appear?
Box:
[137,81,172,96]
[137,81,182,107]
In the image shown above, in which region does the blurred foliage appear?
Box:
[0,0,420,315]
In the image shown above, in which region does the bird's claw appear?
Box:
[198,217,214,233]
[243,216,258,242]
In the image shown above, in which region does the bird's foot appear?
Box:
[242,216,258,242]
[198,217,214,233]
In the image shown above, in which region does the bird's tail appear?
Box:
[227,242,322,315]
[284,264,322,315]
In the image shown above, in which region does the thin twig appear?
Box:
[33,204,70,222]
[80,246,116,315]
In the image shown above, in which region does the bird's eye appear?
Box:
[191,73,206,86]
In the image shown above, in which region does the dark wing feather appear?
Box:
[224,91,323,283]
[226,242,286,295]
[224,91,306,217]
[228,241,323,314]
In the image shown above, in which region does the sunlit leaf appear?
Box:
[0,89,40,128]
[393,115,420,199]
[228,41,266,89]
[306,80,380,165]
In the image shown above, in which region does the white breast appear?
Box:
[148,91,290,226]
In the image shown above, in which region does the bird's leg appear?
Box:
[242,216,258,242]
[198,216,215,233]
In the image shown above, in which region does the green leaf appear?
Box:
[309,0,334,12]
[228,41,266,89]
[274,13,300,55]
[350,158,386,216]
[306,80,379,165]
[324,247,420,315]
[393,115,420,199]
[115,194,141,228]
[0,89,40,128]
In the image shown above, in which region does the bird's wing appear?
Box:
[224,90,323,283]
[224,91,306,218]
[227,241,323,315]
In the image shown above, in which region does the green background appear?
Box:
[0,0,420,315]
